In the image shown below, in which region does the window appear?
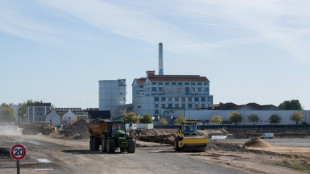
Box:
[159,87,162,91]
[159,82,163,85]
[155,97,159,101]
[152,82,156,85]
[155,104,159,108]
[185,82,189,85]
[191,87,195,92]
[195,97,199,102]
[175,104,179,108]
[161,97,166,101]
[138,106,141,108]
[201,97,205,102]
[139,85,143,88]
[155,110,159,114]
[152,87,156,91]
[195,104,199,109]
[198,87,201,92]
[162,103,166,108]
[188,97,192,101]
[188,104,192,108]
[165,82,169,85]
[175,97,179,101]
[168,104,172,108]
[168,97,172,101]
[172,82,176,85]
[178,82,182,85]
[182,97,185,101]
[201,104,205,108]
[182,104,186,108]
[191,82,195,85]
[198,83,202,85]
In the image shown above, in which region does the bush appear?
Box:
[174,116,186,125]
[269,114,281,124]
[209,115,222,125]
[290,112,304,125]
[123,112,139,124]
[139,113,153,124]
[247,114,259,124]
[159,117,168,124]
[228,112,242,125]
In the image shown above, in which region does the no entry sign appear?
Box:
[10,144,27,160]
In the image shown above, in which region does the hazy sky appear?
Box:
[0,0,309,109]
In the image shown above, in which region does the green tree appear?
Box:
[159,117,168,124]
[18,99,34,115]
[290,112,304,125]
[0,103,15,122]
[139,113,153,124]
[122,112,139,124]
[209,115,222,125]
[174,116,186,125]
[269,114,281,124]
[247,114,259,124]
[279,100,303,110]
[228,112,242,125]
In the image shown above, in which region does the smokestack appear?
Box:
[159,43,163,75]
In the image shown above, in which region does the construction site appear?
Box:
[1,119,310,174]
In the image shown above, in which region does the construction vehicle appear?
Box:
[89,122,108,151]
[21,122,56,135]
[174,120,207,151]
[101,121,136,153]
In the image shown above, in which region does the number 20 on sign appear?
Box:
[10,144,27,174]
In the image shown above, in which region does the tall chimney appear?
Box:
[158,43,164,75]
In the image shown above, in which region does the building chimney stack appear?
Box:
[159,43,163,75]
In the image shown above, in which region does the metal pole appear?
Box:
[17,160,20,174]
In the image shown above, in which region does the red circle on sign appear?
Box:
[10,144,27,160]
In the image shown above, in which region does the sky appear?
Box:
[0,0,309,109]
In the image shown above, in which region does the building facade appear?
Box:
[26,103,52,124]
[132,71,213,117]
[99,79,126,118]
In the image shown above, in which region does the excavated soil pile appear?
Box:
[0,147,10,157]
[63,119,89,138]
[89,118,106,126]
[206,141,246,152]
[244,137,272,148]
[199,129,228,138]
[130,129,177,145]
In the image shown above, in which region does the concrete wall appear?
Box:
[185,110,310,125]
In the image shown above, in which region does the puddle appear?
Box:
[35,168,54,171]
[12,138,43,145]
[36,158,53,163]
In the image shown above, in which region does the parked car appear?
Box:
[260,133,274,139]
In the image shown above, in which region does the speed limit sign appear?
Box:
[10,144,27,160]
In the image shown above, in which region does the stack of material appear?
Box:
[63,119,89,138]
[244,137,272,148]
[0,147,10,157]
[130,129,177,145]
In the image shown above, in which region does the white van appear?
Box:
[260,133,274,139]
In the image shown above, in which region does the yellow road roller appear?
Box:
[174,120,207,151]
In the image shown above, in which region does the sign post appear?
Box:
[10,144,27,174]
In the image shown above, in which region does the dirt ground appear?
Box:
[1,128,310,173]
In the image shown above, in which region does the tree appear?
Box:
[209,115,222,125]
[18,99,35,115]
[123,112,139,124]
[290,112,304,125]
[269,114,281,124]
[0,103,15,123]
[174,116,186,125]
[247,114,259,124]
[139,113,153,124]
[228,112,242,125]
[279,100,303,110]
[159,117,168,124]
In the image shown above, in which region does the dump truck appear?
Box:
[21,122,56,135]
[174,120,207,151]
[89,122,108,151]
[101,121,136,153]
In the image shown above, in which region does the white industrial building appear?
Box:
[184,110,310,125]
[132,43,213,117]
[99,79,126,118]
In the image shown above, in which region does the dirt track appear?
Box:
[0,135,245,174]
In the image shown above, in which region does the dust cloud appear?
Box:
[0,125,22,135]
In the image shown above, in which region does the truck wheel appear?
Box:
[107,139,115,153]
[174,138,180,151]
[127,139,135,153]
[94,137,100,151]
[42,129,51,135]
[90,137,95,151]
[101,137,107,152]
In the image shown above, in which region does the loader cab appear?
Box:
[108,121,126,133]
[182,121,198,135]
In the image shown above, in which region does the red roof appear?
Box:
[148,75,209,82]
[134,78,146,85]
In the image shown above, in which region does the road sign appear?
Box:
[10,144,27,161]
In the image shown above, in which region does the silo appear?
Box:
[99,79,126,118]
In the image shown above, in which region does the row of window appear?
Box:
[155,103,209,109]
[151,82,207,86]
[154,97,211,102]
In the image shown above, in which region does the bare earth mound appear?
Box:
[244,137,272,148]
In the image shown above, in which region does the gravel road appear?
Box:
[0,135,245,174]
